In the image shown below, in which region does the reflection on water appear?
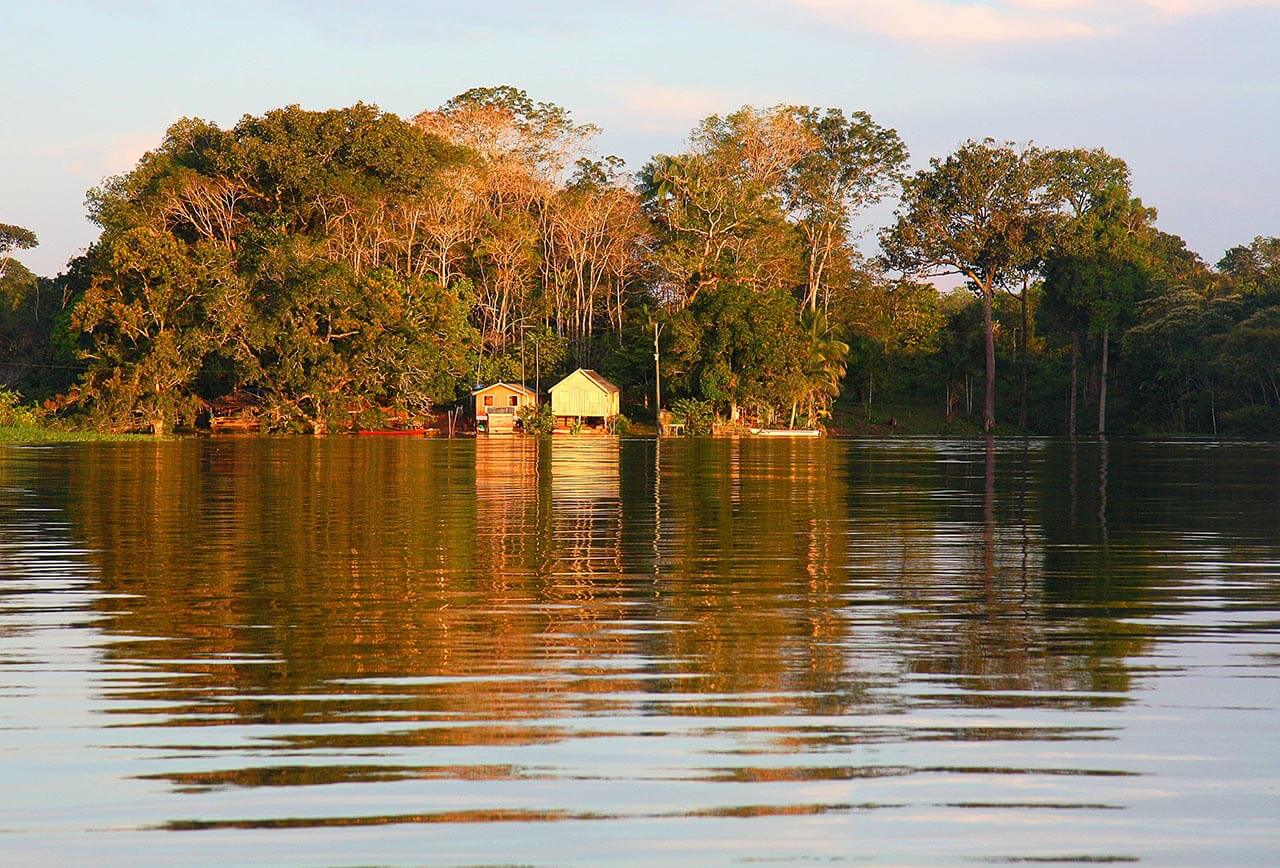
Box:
[1,438,1279,864]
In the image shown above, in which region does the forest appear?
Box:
[1,85,1278,436]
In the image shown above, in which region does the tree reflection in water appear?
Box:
[2,437,1279,862]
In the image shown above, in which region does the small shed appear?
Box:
[473,382,538,435]
[208,389,263,434]
[549,369,620,429]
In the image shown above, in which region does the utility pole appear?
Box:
[653,321,664,435]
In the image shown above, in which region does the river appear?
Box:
[1,437,1277,864]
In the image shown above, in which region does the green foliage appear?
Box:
[881,139,1061,431]
[517,402,555,434]
[0,388,40,427]
[67,104,479,432]
[1218,237,1280,295]
[670,398,715,435]
[0,263,78,400]
[791,309,849,426]
[1041,162,1156,339]
[23,89,1280,441]
[0,222,38,285]
[1219,405,1280,438]
[1217,307,1280,407]
[666,283,807,419]
[608,413,631,436]
[881,140,1058,289]
[476,326,568,388]
[642,104,905,314]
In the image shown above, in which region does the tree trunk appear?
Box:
[1098,325,1109,437]
[1019,276,1029,431]
[1068,332,1079,440]
[982,282,996,433]
[1210,378,1217,437]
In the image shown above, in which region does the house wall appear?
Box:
[550,373,619,419]
[474,385,536,420]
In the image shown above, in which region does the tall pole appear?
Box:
[520,330,526,392]
[654,322,663,434]
[1098,325,1109,438]
[534,337,540,398]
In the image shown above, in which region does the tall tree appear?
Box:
[1218,237,1280,296]
[71,104,479,432]
[1042,149,1154,436]
[782,109,907,312]
[415,87,647,361]
[790,308,849,428]
[640,106,812,308]
[0,223,38,283]
[881,140,1058,432]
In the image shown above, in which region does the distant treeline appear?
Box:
[1,86,1277,435]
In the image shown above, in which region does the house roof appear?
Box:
[548,368,620,394]
[471,382,538,397]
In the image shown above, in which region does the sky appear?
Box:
[3,0,1278,276]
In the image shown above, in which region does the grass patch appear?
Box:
[0,389,159,443]
[0,424,157,443]
[830,399,1006,437]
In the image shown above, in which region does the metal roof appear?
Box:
[548,368,620,394]
[471,382,538,396]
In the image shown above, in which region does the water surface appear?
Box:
[1,438,1278,864]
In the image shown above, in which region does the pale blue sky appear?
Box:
[3,0,1278,275]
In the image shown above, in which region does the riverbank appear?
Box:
[0,390,158,443]
[829,399,994,437]
[0,425,157,443]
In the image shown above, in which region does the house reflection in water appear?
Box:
[471,436,623,581]
[474,436,544,578]
[472,436,627,667]
[549,437,622,579]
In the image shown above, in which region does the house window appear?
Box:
[483,395,493,407]
[510,396,520,406]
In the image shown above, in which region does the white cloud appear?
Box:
[778,0,1280,43]
[599,83,749,132]
[99,132,160,175]
[1139,0,1279,13]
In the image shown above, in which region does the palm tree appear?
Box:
[791,309,849,428]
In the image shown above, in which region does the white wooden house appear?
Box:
[549,369,620,430]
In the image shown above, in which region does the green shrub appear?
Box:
[0,390,40,428]
[517,402,556,435]
[1219,405,1280,438]
[609,413,631,436]
[670,398,714,436]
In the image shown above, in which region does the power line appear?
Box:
[0,360,89,371]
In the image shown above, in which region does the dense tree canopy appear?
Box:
[881,140,1059,432]
[3,87,1279,437]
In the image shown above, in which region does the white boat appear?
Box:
[749,428,822,437]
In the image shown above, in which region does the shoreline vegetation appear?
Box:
[2,86,1279,440]
[0,391,155,442]
[0,386,1265,444]
[0,426,154,444]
